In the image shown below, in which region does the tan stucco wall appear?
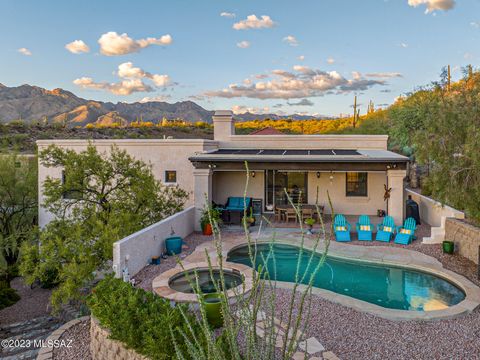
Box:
[212,170,265,205]
[307,171,387,215]
[37,139,217,227]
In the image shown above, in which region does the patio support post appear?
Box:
[193,168,212,231]
[386,169,407,225]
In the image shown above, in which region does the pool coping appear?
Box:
[153,233,480,321]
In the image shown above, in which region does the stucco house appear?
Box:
[37,110,408,230]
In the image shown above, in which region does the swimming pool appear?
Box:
[227,243,466,311]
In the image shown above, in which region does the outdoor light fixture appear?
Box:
[329,171,334,183]
[316,171,321,179]
[251,171,256,178]
[208,164,217,169]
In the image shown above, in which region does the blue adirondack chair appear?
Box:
[375,216,395,242]
[394,217,417,245]
[334,214,351,242]
[356,215,373,241]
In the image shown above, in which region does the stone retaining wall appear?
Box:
[90,316,147,360]
[445,218,480,265]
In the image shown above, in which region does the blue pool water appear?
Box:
[227,243,465,311]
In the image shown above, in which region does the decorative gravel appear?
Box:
[53,318,92,360]
[0,277,53,325]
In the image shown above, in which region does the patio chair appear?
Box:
[356,215,373,241]
[274,206,283,222]
[301,208,314,222]
[394,217,417,245]
[285,208,298,223]
[375,215,395,242]
[218,197,252,225]
[333,214,351,242]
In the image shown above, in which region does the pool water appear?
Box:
[227,244,465,311]
[169,269,243,294]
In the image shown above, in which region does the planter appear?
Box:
[204,293,223,328]
[203,223,213,235]
[165,236,183,256]
[151,256,161,265]
[443,241,455,254]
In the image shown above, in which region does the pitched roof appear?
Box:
[249,127,284,135]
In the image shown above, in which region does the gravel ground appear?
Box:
[53,318,92,360]
[0,277,53,325]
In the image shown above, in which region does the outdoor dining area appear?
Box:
[274,204,324,223]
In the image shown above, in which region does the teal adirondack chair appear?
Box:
[375,216,395,242]
[394,217,417,245]
[356,215,373,241]
[334,214,351,242]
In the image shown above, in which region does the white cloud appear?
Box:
[365,72,403,78]
[74,62,171,95]
[283,35,299,46]
[326,57,335,64]
[407,0,455,13]
[400,42,409,48]
[18,48,32,56]
[298,55,305,61]
[65,40,90,54]
[205,65,389,100]
[464,52,474,60]
[232,105,270,114]
[233,15,276,30]
[471,21,480,28]
[220,12,235,18]
[138,95,171,103]
[98,31,172,56]
[237,41,251,48]
[287,99,314,106]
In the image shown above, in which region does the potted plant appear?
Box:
[304,217,316,234]
[200,204,222,235]
[243,208,256,228]
[442,240,455,254]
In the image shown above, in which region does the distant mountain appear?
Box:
[0,83,325,125]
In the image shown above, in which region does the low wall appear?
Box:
[90,316,147,360]
[405,189,464,227]
[113,206,195,278]
[445,218,480,265]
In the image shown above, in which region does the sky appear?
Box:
[1,0,479,117]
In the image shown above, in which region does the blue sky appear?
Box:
[1,0,478,116]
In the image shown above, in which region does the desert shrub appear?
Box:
[0,282,20,310]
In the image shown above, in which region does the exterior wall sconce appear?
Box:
[251,171,256,178]
[329,171,334,183]
[316,171,321,179]
[208,164,217,169]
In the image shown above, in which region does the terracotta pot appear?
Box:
[203,223,213,235]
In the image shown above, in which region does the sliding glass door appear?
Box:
[265,170,308,211]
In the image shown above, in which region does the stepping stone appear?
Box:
[292,351,306,360]
[322,351,341,360]
[298,337,325,354]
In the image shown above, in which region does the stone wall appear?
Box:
[445,218,480,265]
[90,316,147,360]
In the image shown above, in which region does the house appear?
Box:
[37,110,408,230]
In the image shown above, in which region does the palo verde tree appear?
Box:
[20,144,188,308]
[0,153,37,286]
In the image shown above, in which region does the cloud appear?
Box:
[204,65,388,100]
[288,99,314,106]
[283,35,299,46]
[365,72,403,78]
[464,52,474,60]
[18,48,32,56]
[98,31,172,56]
[232,105,270,114]
[326,57,335,64]
[237,41,251,48]
[74,62,171,95]
[298,55,305,61]
[233,15,276,30]
[138,95,171,103]
[407,0,455,13]
[471,21,480,28]
[380,89,392,93]
[220,12,235,18]
[65,40,90,54]
[399,42,409,48]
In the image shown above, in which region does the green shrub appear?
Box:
[87,275,206,360]
[0,283,20,310]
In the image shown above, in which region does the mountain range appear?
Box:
[0,83,324,126]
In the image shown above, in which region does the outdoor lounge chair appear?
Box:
[334,214,351,242]
[375,215,395,242]
[218,197,252,224]
[356,215,373,241]
[394,217,417,245]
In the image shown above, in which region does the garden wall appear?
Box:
[445,218,480,265]
[113,206,195,278]
[90,316,147,360]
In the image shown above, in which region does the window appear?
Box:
[62,170,82,200]
[346,172,368,197]
[165,170,177,183]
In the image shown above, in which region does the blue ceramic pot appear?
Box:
[165,236,183,255]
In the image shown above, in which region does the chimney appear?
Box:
[213,110,234,141]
